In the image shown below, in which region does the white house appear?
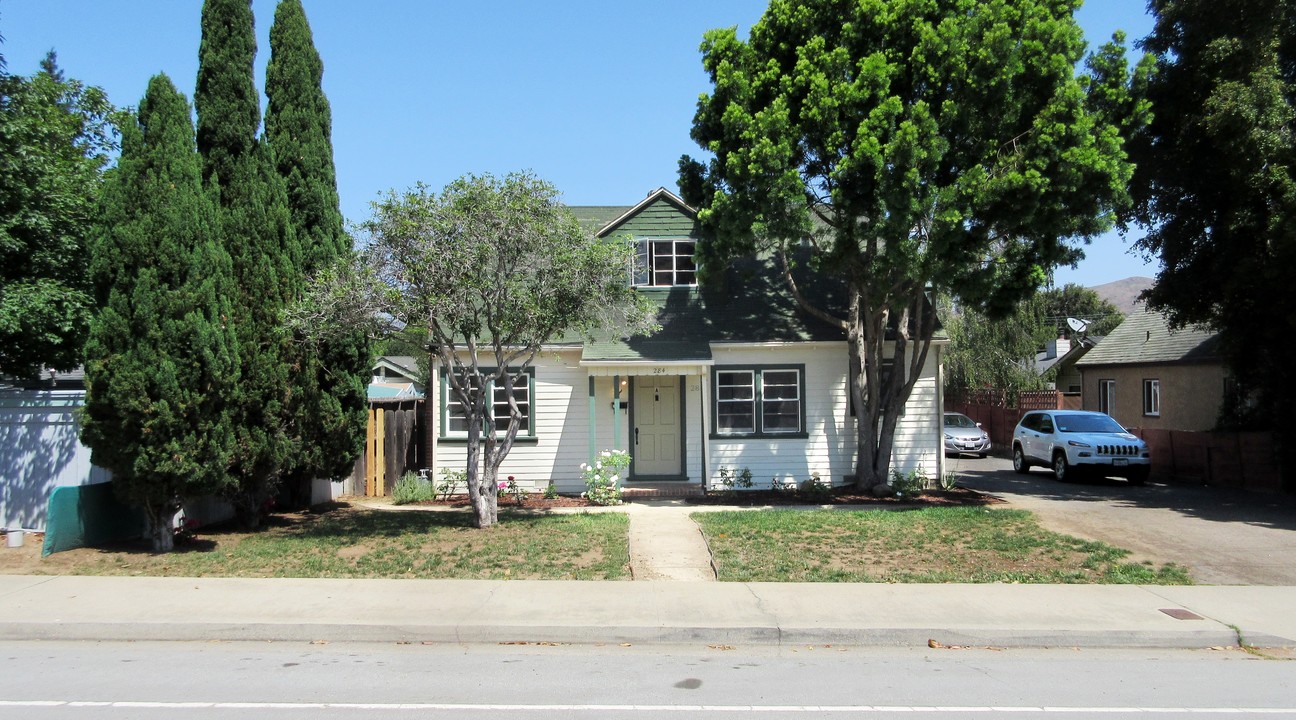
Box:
[427,188,949,493]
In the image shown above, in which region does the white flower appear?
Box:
[580,463,589,471]
[595,462,602,470]
[600,450,611,457]
[609,474,619,483]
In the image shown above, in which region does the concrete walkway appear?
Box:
[625,501,716,581]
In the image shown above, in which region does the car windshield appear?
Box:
[1055,413,1127,433]
[945,414,977,428]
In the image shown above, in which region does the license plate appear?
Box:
[1113,458,1128,467]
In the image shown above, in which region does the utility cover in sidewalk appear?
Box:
[1160,608,1205,620]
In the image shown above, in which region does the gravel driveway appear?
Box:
[950,455,1296,585]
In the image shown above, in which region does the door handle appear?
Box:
[635,428,639,445]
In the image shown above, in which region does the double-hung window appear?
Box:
[713,366,805,437]
[442,368,534,439]
[1142,379,1160,417]
[1098,379,1115,416]
[633,239,697,287]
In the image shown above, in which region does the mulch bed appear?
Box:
[685,486,1002,507]
[405,486,1000,509]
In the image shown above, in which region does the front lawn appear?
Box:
[4,505,630,581]
[695,507,1192,584]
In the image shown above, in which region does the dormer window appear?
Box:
[633,239,697,287]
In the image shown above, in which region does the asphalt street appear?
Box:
[2,640,1295,719]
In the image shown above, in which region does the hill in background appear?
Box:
[1089,276,1152,314]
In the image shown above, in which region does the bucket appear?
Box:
[5,530,23,548]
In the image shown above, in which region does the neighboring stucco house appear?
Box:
[1076,307,1226,432]
[426,188,949,494]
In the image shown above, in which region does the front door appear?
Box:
[632,376,681,478]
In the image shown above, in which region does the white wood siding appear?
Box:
[433,343,944,494]
[433,351,596,493]
[707,343,941,488]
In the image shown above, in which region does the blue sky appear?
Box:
[2,0,1155,288]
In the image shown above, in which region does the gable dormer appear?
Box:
[596,187,699,288]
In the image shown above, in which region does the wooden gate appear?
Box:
[358,399,421,497]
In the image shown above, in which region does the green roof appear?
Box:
[567,205,629,235]
[1076,307,1221,367]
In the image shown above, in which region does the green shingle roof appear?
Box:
[1076,306,1221,367]
[567,205,630,235]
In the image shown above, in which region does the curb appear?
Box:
[0,621,1275,650]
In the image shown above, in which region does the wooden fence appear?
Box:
[346,399,422,497]
[1127,429,1284,492]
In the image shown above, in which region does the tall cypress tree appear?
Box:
[195,0,300,528]
[80,74,239,552]
[266,0,370,503]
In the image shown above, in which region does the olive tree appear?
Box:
[306,172,653,528]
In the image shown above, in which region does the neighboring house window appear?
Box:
[1142,379,1160,417]
[633,239,696,286]
[713,366,805,437]
[1098,379,1115,415]
[442,369,534,438]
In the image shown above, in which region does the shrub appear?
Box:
[800,472,831,501]
[437,469,466,501]
[581,450,630,506]
[712,466,754,495]
[544,481,559,500]
[392,471,434,505]
[891,468,928,498]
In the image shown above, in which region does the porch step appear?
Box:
[621,483,705,499]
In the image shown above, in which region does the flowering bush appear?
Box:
[580,450,630,506]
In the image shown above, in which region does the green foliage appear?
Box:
[1130,0,1296,431]
[1038,284,1124,337]
[581,450,630,506]
[712,466,754,495]
[266,0,368,498]
[890,468,928,497]
[941,292,1052,395]
[680,0,1140,488]
[798,473,831,502]
[437,468,466,501]
[195,0,302,528]
[0,51,116,377]
[79,74,239,552]
[391,471,434,505]
[939,471,959,491]
[543,481,559,500]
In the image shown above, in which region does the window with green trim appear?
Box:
[441,368,535,438]
[713,366,805,437]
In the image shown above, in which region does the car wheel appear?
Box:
[1128,467,1149,486]
[1053,452,1070,482]
[1013,447,1030,474]
[977,452,987,459]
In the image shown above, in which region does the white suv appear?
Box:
[1012,410,1150,485]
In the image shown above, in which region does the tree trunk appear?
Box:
[145,502,177,553]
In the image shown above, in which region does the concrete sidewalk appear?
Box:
[2,574,1293,650]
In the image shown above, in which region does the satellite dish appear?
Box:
[1066,317,1090,334]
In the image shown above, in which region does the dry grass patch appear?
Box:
[0,503,630,581]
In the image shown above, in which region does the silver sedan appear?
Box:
[944,412,991,458]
